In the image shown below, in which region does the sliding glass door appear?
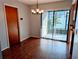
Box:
[41,10,69,41]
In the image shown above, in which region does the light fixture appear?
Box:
[31,0,44,14]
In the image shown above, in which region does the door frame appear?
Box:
[5,5,20,47]
[41,9,70,42]
[69,1,78,56]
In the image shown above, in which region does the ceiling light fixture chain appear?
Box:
[37,0,38,9]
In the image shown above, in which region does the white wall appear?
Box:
[72,0,77,4]
[0,0,31,50]
[30,14,41,38]
[30,1,72,38]
[0,0,9,51]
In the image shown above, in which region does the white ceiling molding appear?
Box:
[18,0,64,5]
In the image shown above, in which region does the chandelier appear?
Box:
[31,0,44,14]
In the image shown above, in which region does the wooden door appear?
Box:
[5,6,20,47]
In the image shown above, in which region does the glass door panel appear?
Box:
[41,12,52,38]
[52,10,69,41]
[41,10,69,41]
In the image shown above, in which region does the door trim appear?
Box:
[70,1,78,56]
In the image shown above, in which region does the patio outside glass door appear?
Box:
[41,10,69,41]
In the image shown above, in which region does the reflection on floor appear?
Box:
[41,34,67,41]
[3,38,71,59]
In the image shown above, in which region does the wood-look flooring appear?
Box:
[3,37,71,59]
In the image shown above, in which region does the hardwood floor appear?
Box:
[2,37,71,59]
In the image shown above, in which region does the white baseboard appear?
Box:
[32,36,40,39]
[1,36,39,51]
[1,46,9,51]
[1,37,30,51]
[20,36,30,42]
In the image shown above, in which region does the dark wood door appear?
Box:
[5,6,20,47]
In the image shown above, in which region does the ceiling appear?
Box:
[18,0,64,5]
